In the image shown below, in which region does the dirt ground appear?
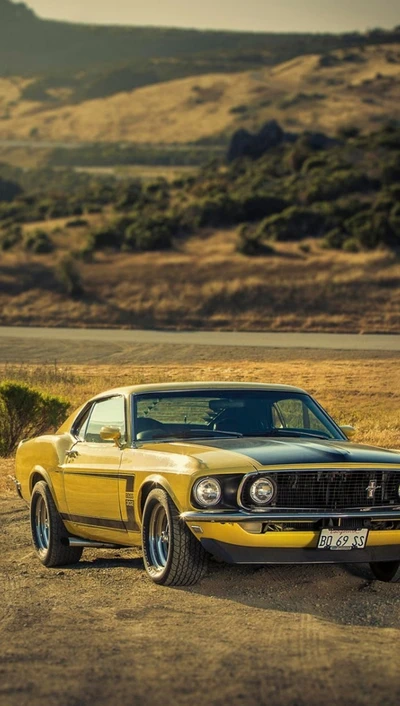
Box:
[1,488,400,706]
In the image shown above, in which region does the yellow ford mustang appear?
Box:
[15,382,400,586]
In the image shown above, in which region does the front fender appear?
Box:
[136,473,184,524]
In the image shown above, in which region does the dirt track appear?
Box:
[1,494,400,706]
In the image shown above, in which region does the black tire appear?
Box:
[369,561,400,583]
[30,481,83,567]
[142,488,208,586]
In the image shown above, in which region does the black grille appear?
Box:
[241,469,400,510]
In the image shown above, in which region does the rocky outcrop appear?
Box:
[227,120,339,161]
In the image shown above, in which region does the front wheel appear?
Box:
[142,488,208,586]
[369,561,400,583]
[30,481,83,567]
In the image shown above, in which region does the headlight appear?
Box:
[398,483,400,498]
[249,477,276,506]
[193,478,222,507]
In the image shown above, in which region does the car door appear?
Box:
[62,395,127,537]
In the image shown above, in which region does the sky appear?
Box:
[23,0,400,33]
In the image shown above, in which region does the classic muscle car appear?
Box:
[15,382,400,586]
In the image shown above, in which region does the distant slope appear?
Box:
[0,45,399,144]
[1,0,400,79]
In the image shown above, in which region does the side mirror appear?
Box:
[100,426,122,446]
[340,425,356,439]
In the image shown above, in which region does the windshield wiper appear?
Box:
[246,430,330,440]
[165,430,243,440]
[137,429,243,442]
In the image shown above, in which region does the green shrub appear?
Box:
[0,176,22,203]
[234,193,288,222]
[349,212,399,250]
[342,237,360,253]
[236,224,275,256]
[0,381,69,456]
[56,255,84,298]
[66,218,89,228]
[88,225,125,251]
[322,228,349,249]
[124,213,176,251]
[182,194,239,229]
[24,230,54,254]
[255,206,324,242]
[0,224,22,250]
[382,156,400,186]
[301,156,329,173]
[336,125,361,139]
[115,181,142,210]
[305,169,376,203]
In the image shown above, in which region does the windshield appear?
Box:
[133,390,344,442]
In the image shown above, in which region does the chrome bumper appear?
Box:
[181,508,400,523]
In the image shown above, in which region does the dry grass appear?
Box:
[0,230,399,332]
[0,45,398,144]
[1,347,399,495]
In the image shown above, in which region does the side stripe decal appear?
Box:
[61,473,139,532]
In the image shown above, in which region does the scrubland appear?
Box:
[0,230,399,332]
[1,344,399,494]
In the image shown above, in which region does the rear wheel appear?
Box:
[30,481,83,567]
[369,561,400,583]
[142,488,208,586]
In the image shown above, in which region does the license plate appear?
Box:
[317,528,369,551]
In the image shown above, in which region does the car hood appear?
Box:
[182,437,400,469]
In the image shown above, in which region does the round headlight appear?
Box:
[249,477,276,506]
[194,478,222,507]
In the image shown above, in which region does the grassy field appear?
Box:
[0,229,399,332]
[1,345,399,495]
[0,44,399,146]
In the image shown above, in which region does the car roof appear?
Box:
[90,381,307,400]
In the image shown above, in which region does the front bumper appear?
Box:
[183,510,400,565]
[200,539,400,564]
[182,508,400,522]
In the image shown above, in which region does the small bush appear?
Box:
[229,104,249,114]
[0,381,69,456]
[305,169,376,203]
[88,226,124,251]
[322,228,349,250]
[66,218,89,228]
[342,237,360,253]
[24,230,54,254]
[124,213,176,251]
[182,194,240,229]
[382,156,400,186]
[255,206,324,242]
[56,255,84,298]
[234,193,288,222]
[236,224,275,256]
[0,224,22,250]
[0,176,22,203]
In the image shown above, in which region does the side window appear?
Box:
[85,397,126,443]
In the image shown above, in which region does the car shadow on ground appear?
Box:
[57,548,400,630]
[187,559,400,629]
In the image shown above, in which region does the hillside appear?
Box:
[0,44,399,145]
[1,0,400,84]
[0,122,399,332]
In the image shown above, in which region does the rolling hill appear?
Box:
[1,0,399,81]
[0,44,399,145]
